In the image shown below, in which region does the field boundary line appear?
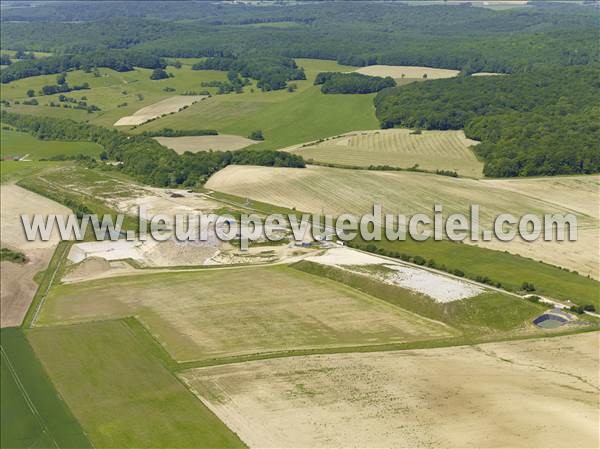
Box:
[0,346,59,449]
[26,242,70,328]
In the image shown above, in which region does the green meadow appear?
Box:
[1,129,103,160]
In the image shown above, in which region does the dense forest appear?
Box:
[193,56,305,91]
[1,3,598,74]
[1,1,599,177]
[0,50,164,83]
[1,112,305,186]
[315,72,396,94]
[375,66,600,176]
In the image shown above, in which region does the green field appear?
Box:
[1,129,103,160]
[0,328,92,449]
[290,129,484,177]
[293,261,545,336]
[37,265,455,362]
[27,320,246,448]
[0,160,62,183]
[1,59,378,151]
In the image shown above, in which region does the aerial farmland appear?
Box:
[0,1,598,449]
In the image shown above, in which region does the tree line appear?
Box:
[374,66,600,177]
[193,56,305,91]
[1,50,165,83]
[1,112,305,187]
[315,72,395,94]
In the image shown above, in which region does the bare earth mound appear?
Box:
[181,332,599,448]
[354,65,459,79]
[114,95,206,126]
[155,135,257,153]
[290,129,483,177]
[206,166,599,277]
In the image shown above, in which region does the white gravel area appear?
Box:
[306,247,483,302]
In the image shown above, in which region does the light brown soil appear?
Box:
[0,248,53,327]
[182,331,599,449]
[354,65,459,79]
[155,135,257,153]
[114,96,206,126]
[1,184,71,327]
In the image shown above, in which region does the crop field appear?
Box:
[0,328,92,449]
[36,266,455,362]
[114,95,207,126]
[181,331,599,448]
[27,320,245,448]
[155,134,257,153]
[1,129,103,160]
[1,183,71,327]
[206,166,599,280]
[290,129,483,176]
[353,64,460,79]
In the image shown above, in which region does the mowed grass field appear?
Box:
[127,58,378,149]
[206,166,600,304]
[0,160,61,183]
[37,265,455,362]
[1,129,103,160]
[1,328,92,449]
[27,320,246,449]
[290,129,483,176]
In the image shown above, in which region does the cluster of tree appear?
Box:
[315,72,395,94]
[39,82,90,96]
[193,56,305,91]
[374,66,600,177]
[569,304,596,314]
[0,248,27,264]
[150,68,170,80]
[141,128,218,137]
[1,50,165,83]
[0,55,11,65]
[1,112,305,188]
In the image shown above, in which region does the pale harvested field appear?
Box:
[182,331,600,449]
[37,266,453,362]
[1,184,71,327]
[0,249,51,327]
[206,166,599,277]
[291,129,483,177]
[354,65,459,79]
[113,95,206,126]
[155,135,257,153]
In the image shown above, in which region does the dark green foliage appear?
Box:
[1,50,165,83]
[375,66,600,176]
[315,72,395,94]
[249,130,264,141]
[149,67,169,80]
[1,112,304,188]
[40,81,89,96]
[193,56,305,91]
[141,128,218,137]
[0,248,27,263]
[521,282,536,292]
[0,54,11,65]
[570,304,596,314]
